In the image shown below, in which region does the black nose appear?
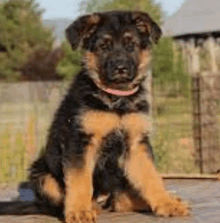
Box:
[105,55,136,84]
[113,60,134,81]
[106,59,134,82]
[115,63,128,75]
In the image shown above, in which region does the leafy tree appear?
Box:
[22,47,64,81]
[57,41,82,80]
[80,0,162,24]
[0,0,54,81]
[153,37,189,97]
[153,37,174,81]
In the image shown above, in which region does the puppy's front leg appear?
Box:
[64,111,120,222]
[123,136,189,217]
[65,167,97,223]
[64,140,99,223]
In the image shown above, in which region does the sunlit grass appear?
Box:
[153,95,199,174]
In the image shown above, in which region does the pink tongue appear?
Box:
[104,87,139,96]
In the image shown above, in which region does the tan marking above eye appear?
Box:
[103,39,112,46]
[123,32,139,47]
[123,33,133,42]
[124,32,133,37]
[103,34,112,40]
[101,35,112,44]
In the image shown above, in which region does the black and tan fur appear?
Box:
[0,11,189,223]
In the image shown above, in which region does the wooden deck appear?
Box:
[0,179,220,223]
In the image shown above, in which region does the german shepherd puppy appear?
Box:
[0,11,189,223]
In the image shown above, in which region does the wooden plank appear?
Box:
[206,37,218,73]
[161,173,220,180]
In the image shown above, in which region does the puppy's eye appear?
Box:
[99,39,112,52]
[100,43,108,50]
[123,37,136,52]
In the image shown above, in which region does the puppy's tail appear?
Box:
[0,201,60,216]
[0,201,47,215]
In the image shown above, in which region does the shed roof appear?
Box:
[163,0,220,37]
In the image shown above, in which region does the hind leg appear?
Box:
[30,157,64,206]
[39,173,64,205]
[112,190,150,212]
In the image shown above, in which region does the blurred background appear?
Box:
[0,0,220,184]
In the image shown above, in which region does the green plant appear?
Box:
[57,41,82,80]
[0,0,54,81]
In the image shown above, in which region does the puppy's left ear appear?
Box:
[65,13,101,50]
[132,12,162,44]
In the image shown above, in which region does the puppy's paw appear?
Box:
[65,209,98,223]
[153,196,190,217]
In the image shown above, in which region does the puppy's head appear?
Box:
[66,11,162,94]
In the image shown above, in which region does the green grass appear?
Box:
[0,104,55,183]
[0,126,26,183]
[153,94,200,173]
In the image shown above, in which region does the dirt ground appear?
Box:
[0,179,220,223]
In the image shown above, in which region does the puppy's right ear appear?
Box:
[65,13,101,50]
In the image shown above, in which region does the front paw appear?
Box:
[153,196,190,217]
[65,209,98,223]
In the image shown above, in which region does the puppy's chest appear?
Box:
[79,110,151,142]
[80,111,151,191]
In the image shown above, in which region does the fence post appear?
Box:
[192,72,220,173]
[192,74,203,173]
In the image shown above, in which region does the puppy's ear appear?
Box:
[65,13,101,50]
[132,12,162,44]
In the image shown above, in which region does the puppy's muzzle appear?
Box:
[106,58,136,83]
